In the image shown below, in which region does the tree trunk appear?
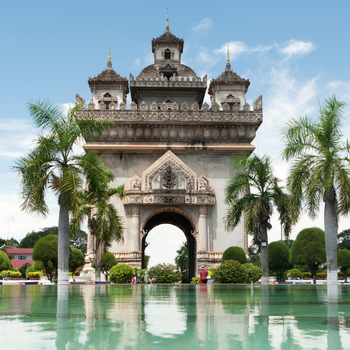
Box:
[58,199,70,285]
[312,271,316,285]
[324,188,338,285]
[260,222,269,284]
[94,239,104,282]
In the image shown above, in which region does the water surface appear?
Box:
[1,284,350,349]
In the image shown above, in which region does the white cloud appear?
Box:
[279,39,315,57]
[215,41,272,60]
[60,102,75,115]
[192,18,213,32]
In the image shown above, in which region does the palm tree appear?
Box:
[281,95,350,284]
[71,169,124,282]
[175,245,188,281]
[224,154,292,284]
[13,100,112,284]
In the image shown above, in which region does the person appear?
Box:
[200,265,208,284]
[132,274,136,284]
[136,274,139,284]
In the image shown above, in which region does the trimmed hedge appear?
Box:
[109,264,134,284]
[222,246,247,264]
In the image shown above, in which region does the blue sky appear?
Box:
[1,1,350,265]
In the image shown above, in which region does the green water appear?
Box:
[0,284,350,349]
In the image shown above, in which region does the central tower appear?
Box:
[76,18,263,279]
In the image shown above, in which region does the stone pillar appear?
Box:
[130,205,141,252]
[197,206,208,252]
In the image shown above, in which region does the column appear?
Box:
[197,206,208,252]
[130,205,140,252]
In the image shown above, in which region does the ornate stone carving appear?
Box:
[172,101,179,110]
[211,102,219,111]
[110,101,116,110]
[253,95,263,110]
[243,102,250,111]
[202,102,209,111]
[162,166,177,189]
[198,175,209,191]
[99,101,105,110]
[88,100,95,110]
[75,94,85,109]
[191,102,199,111]
[151,101,158,111]
[140,101,147,111]
[119,101,126,110]
[222,103,230,111]
[130,101,137,110]
[181,101,188,111]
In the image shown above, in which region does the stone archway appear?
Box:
[141,208,197,280]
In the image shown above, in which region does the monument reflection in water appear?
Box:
[0,284,350,349]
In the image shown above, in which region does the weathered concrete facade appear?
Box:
[76,18,263,278]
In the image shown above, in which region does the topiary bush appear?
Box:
[26,265,36,277]
[32,235,58,282]
[0,250,12,272]
[28,272,41,279]
[109,264,134,284]
[212,260,247,283]
[147,263,182,283]
[242,263,263,283]
[287,269,302,278]
[222,246,247,264]
[92,252,117,281]
[0,270,12,279]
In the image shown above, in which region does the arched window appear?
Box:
[164,49,171,59]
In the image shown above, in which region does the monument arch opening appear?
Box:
[141,209,197,280]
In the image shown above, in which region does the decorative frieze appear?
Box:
[197,251,223,264]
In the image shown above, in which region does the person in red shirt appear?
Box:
[200,265,208,284]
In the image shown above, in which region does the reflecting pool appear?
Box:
[1,284,350,349]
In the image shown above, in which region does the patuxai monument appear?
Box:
[76,17,263,279]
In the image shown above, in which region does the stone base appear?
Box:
[112,251,142,269]
[196,250,223,273]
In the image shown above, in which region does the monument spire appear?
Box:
[166,9,169,33]
[107,42,112,69]
[225,43,231,72]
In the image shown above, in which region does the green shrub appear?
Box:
[190,277,200,284]
[222,247,247,264]
[316,273,327,279]
[26,265,36,277]
[69,247,85,274]
[32,235,58,282]
[28,272,41,279]
[302,272,312,278]
[242,263,263,282]
[287,269,302,278]
[0,270,12,279]
[19,263,31,278]
[10,271,21,278]
[147,263,182,283]
[109,264,134,284]
[0,251,12,272]
[269,242,291,282]
[212,260,247,283]
[34,261,45,271]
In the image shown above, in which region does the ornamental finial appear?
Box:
[166,9,169,32]
[225,43,231,72]
[107,42,112,69]
[227,43,230,63]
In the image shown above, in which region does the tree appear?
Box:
[69,229,87,254]
[224,154,292,284]
[12,100,111,284]
[71,170,124,282]
[69,247,85,273]
[281,95,350,285]
[222,246,247,264]
[19,262,32,278]
[268,242,291,282]
[0,250,12,271]
[19,227,58,248]
[291,228,326,284]
[32,235,59,282]
[175,245,188,281]
[144,255,150,270]
[92,252,117,281]
[248,246,260,266]
[338,229,350,251]
[337,250,350,282]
